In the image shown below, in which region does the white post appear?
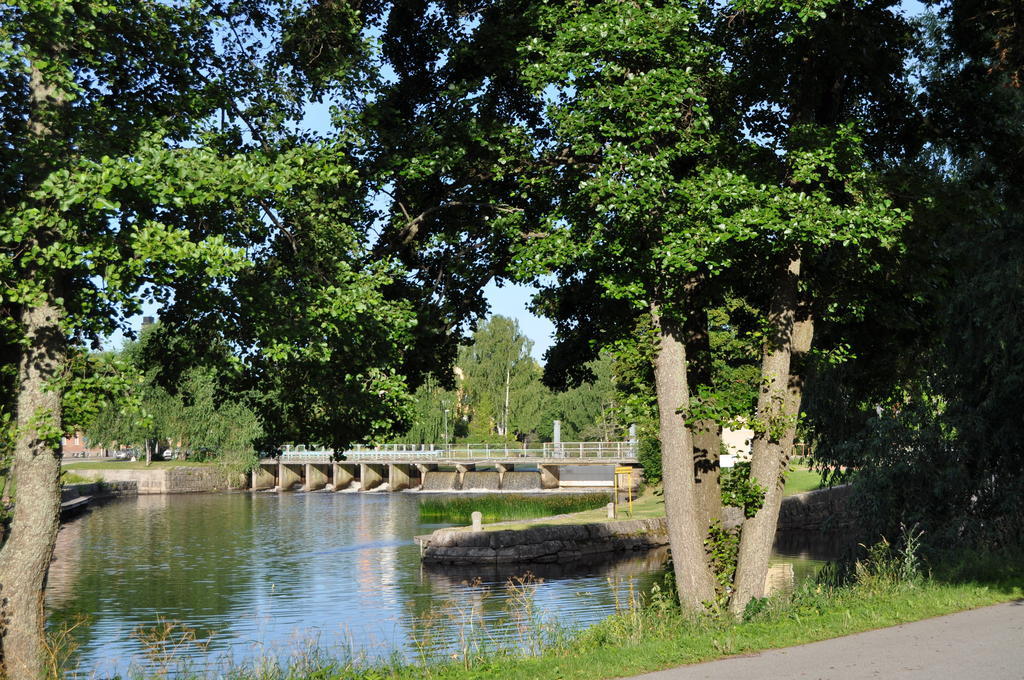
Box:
[472,511,482,531]
[607,502,615,519]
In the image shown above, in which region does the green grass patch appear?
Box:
[486,487,665,530]
[783,467,824,496]
[63,460,214,470]
[419,493,611,523]
[60,471,94,485]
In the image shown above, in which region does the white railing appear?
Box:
[274,441,637,463]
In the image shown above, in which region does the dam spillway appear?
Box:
[460,471,501,491]
[501,471,542,491]
[249,442,640,493]
[421,471,460,491]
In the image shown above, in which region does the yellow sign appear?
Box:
[613,467,636,515]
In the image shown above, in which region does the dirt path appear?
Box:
[631,600,1024,680]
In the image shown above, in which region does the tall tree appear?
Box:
[512,0,913,612]
[807,0,1024,548]
[0,0,422,672]
[458,316,543,440]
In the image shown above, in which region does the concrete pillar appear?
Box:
[332,463,355,490]
[250,465,276,491]
[278,462,302,491]
[455,463,476,487]
[389,463,413,491]
[495,463,514,486]
[360,463,385,491]
[471,511,482,531]
[607,502,616,519]
[539,464,561,489]
[415,463,438,476]
[305,463,329,491]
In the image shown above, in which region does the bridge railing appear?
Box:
[274,441,637,463]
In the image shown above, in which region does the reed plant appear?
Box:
[418,493,610,523]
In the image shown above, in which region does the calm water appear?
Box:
[46,492,843,677]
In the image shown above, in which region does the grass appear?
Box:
[783,467,824,495]
[0,469,97,499]
[61,471,95,485]
[477,469,824,532]
[63,460,214,470]
[483,487,665,531]
[419,493,611,523]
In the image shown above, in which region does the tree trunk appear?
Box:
[503,366,511,441]
[729,252,809,617]
[684,305,722,531]
[0,299,66,679]
[651,305,719,610]
[0,59,68,678]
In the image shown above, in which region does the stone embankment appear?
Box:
[59,480,138,519]
[419,485,856,566]
[61,481,137,501]
[420,517,668,565]
[775,484,854,531]
[75,466,243,494]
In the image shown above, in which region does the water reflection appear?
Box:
[47,493,846,677]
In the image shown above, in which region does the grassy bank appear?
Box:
[475,468,824,531]
[63,460,215,470]
[419,493,611,523]
[784,467,825,495]
[119,545,1022,680]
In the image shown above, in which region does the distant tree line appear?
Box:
[395,315,620,446]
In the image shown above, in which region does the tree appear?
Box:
[457,316,547,441]
[512,0,914,613]
[807,0,1024,549]
[86,328,264,469]
[0,1,421,673]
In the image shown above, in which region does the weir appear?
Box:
[501,471,541,491]
[421,471,460,491]
[251,441,640,493]
[461,471,500,491]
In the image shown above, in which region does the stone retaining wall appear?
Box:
[420,517,668,565]
[420,485,856,565]
[76,466,242,494]
[776,484,855,531]
[61,481,137,501]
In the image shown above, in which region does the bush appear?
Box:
[636,437,662,485]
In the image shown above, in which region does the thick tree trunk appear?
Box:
[684,306,722,531]
[651,305,719,610]
[0,300,66,679]
[729,253,809,617]
[0,60,68,679]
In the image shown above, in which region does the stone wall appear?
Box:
[420,485,857,566]
[420,517,668,566]
[776,484,855,532]
[61,481,137,501]
[75,466,242,494]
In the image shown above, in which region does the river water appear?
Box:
[46,491,839,677]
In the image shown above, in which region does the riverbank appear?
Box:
[131,547,1022,680]
[64,462,243,493]
[417,484,856,564]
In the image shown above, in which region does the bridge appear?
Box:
[250,441,641,492]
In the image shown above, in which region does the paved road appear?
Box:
[633,601,1024,680]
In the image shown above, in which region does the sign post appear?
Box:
[614,466,635,515]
